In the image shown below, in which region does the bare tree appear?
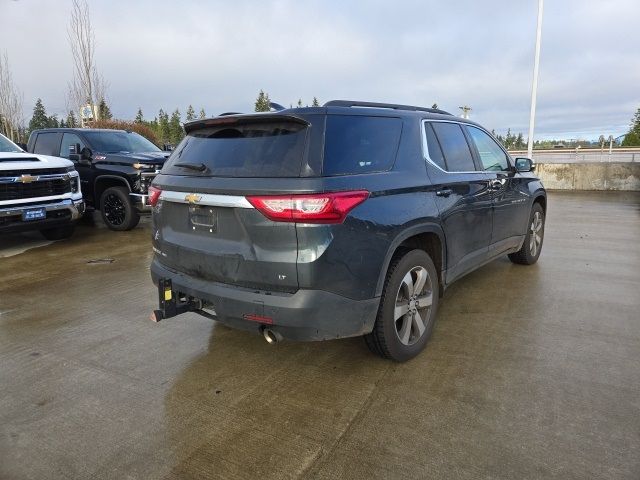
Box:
[67,0,107,119]
[0,52,24,141]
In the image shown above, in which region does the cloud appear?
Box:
[2,0,638,139]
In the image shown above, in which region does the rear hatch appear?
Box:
[151,114,318,292]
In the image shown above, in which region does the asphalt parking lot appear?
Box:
[1,191,639,480]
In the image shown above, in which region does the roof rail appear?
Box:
[323,100,452,116]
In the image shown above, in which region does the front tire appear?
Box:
[509,203,545,265]
[40,225,75,240]
[100,186,140,231]
[365,249,439,362]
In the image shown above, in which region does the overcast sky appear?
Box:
[2,0,639,139]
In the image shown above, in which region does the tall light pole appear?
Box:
[527,0,544,159]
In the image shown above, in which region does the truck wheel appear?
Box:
[508,203,545,265]
[365,249,439,362]
[100,186,140,231]
[40,225,75,240]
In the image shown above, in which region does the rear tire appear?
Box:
[40,225,75,240]
[100,186,140,231]
[365,249,439,362]
[509,203,545,265]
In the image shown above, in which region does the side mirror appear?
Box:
[79,146,93,166]
[514,157,535,172]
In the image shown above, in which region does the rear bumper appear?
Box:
[130,193,151,213]
[151,258,379,341]
[0,198,85,233]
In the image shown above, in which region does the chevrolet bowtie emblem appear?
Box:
[20,174,37,183]
[185,193,202,204]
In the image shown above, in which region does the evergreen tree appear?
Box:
[48,115,59,128]
[621,108,640,147]
[97,98,112,120]
[254,90,271,112]
[312,97,320,107]
[135,108,144,124]
[168,109,183,144]
[59,119,66,128]
[515,132,525,149]
[157,109,170,144]
[199,108,206,119]
[504,128,515,149]
[66,110,78,128]
[296,99,303,108]
[100,99,113,120]
[28,99,50,134]
[185,105,196,121]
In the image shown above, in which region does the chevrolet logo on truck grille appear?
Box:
[184,193,202,204]
[20,174,37,183]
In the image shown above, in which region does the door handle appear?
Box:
[489,179,505,190]
[436,188,453,197]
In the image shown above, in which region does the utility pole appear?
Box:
[527,0,544,159]
[459,106,472,119]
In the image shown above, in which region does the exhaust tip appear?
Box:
[263,327,282,344]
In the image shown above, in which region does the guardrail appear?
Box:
[508,148,640,164]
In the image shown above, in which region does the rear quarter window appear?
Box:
[323,115,402,176]
[33,132,61,156]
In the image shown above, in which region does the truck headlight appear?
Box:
[70,176,80,193]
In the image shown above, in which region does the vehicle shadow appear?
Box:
[160,323,389,479]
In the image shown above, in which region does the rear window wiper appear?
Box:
[173,162,207,172]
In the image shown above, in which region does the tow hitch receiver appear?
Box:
[150,278,200,322]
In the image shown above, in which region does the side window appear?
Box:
[323,115,402,176]
[431,122,475,172]
[423,123,446,170]
[60,133,86,158]
[33,132,61,156]
[466,126,510,172]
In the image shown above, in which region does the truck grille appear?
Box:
[0,177,71,201]
[0,167,69,177]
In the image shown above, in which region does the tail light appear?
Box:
[148,186,162,207]
[246,190,369,224]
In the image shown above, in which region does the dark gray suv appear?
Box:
[149,100,546,361]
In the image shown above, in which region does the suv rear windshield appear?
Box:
[323,115,402,176]
[165,121,307,177]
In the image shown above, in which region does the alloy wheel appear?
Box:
[529,211,543,257]
[103,193,126,226]
[394,266,433,346]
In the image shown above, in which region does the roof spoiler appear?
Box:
[183,113,310,134]
[324,100,452,116]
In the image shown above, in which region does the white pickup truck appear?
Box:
[0,133,84,239]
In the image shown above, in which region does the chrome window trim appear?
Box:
[421,119,497,175]
[159,190,254,209]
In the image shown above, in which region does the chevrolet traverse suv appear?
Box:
[149,100,546,361]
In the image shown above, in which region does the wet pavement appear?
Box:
[1,191,639,480]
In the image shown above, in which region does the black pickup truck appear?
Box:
[27,128,169,230]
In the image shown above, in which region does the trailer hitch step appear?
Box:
[151,278,200,322]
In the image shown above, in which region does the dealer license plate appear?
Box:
[22,207,47,221]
